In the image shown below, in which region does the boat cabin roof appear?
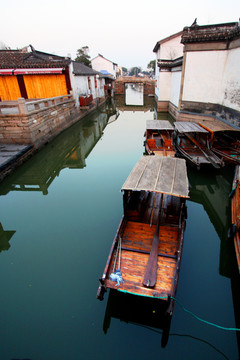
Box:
[122,156,189,198]
[198,120,240,132]
[146,120,174,131]
[174,121,208,133]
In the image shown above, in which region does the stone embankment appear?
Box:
[0,95,106,182]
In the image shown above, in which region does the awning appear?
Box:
[0,69,14,75]
[146,120,174,131]
[122,156,189,198]
[13,68,63,75]
[174,121,208,133]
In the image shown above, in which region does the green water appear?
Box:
[0,97,239,359]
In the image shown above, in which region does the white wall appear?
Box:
[155,34,183,102]
[170,69,182,107]
[182,47,240,114]
[158,35,183,60]
[91,56,117,78]
[222,47,240,112]
[158,71,172,101]
[182,51,227,104]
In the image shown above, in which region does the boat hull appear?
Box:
[231,165,240,272]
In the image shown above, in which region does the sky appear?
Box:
[1,0,239,70]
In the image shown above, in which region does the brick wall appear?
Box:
[115,77,155,95]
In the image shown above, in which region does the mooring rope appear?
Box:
[170,296,240,332]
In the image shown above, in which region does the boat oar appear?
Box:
[143,196,163,288]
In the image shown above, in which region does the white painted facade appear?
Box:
[182,46,240,112]
[154,33,183,103]
[156,35,184,60]
[154,22,240,123]
[91,55,117,79]
[170,68,182,107]
[69,62,105,107]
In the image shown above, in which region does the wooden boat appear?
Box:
[97,156,189,317]
[174,121,222,169]
[198,120,240,165]
[145,120,175,156]
[230,165,240,272]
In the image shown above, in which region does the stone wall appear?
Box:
[0,96,91,148]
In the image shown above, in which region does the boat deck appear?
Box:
[105,220,179,298]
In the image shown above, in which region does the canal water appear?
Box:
[0,94,239,360]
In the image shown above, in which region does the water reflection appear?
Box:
[0,223,15,252]
[103,290,231,359]
[0,106,112,196]
[187,165,240,358]
[103,290,171,348]
[125,83,144,106]
[0,95,239,358]
[116,95,154,112]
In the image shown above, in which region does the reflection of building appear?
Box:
[0,223,15,253]
[188,167,233,243]
[115,94,155,112]
[188,166,234,275]
[188,166,240,357]
[0,110,109,196]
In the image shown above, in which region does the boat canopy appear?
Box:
[174,121,208,133]
[198,120,240,132]
[122,156,189,198]
[146,120,174,131]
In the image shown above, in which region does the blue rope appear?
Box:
[171,296,240,332]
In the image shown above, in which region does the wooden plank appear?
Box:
[146,120,174,130]
[174,121,208,133]
[106,249,176,297]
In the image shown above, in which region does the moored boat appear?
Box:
[145,120,175,156]
[230,165,240,272]
[97,156,189,317]
[198,120,240,165]
[174,121,222,169]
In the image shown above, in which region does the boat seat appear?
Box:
[147,139,155,148]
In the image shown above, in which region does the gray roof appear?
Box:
[174,121,208,133]
[72,61,99,76]
[146,120,174,131]
[122,156,189,198]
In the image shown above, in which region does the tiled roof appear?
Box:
[181,22,240,44]
[0,45,70,69]
[72,61,99,76]
[157,57,183,69]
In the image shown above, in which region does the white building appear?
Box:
[153,31,183,112]
[69,61,105,107]
[153,21,240,126]
[91,54,118,79]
